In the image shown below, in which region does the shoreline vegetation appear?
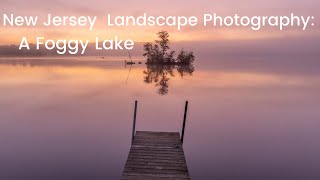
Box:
[143,31,195,65]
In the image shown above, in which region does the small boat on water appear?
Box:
[125,61,135,65]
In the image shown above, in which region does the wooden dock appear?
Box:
[122,101,190,179]
[121,131,190,179]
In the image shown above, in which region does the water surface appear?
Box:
[0,55,320,180]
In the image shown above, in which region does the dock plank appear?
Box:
[122,131,190,180]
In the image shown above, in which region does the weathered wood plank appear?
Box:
[122,131,190,180]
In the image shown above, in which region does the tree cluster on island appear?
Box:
[143,31,195,65]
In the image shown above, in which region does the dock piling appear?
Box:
[181,101,189,143]
[132,100,138,142]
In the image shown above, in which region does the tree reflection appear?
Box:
[143,64,195,95]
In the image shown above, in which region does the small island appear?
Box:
[143,31,195,65]
[141,31,195,95]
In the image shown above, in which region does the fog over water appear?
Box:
[0,45,319,179]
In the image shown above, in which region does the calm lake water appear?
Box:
[0,55,320,180]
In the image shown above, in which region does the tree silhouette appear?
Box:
[156,31,170,56]
[143,31,194,65]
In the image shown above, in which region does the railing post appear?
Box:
[181,101,189,143]
[132,101,138,142]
